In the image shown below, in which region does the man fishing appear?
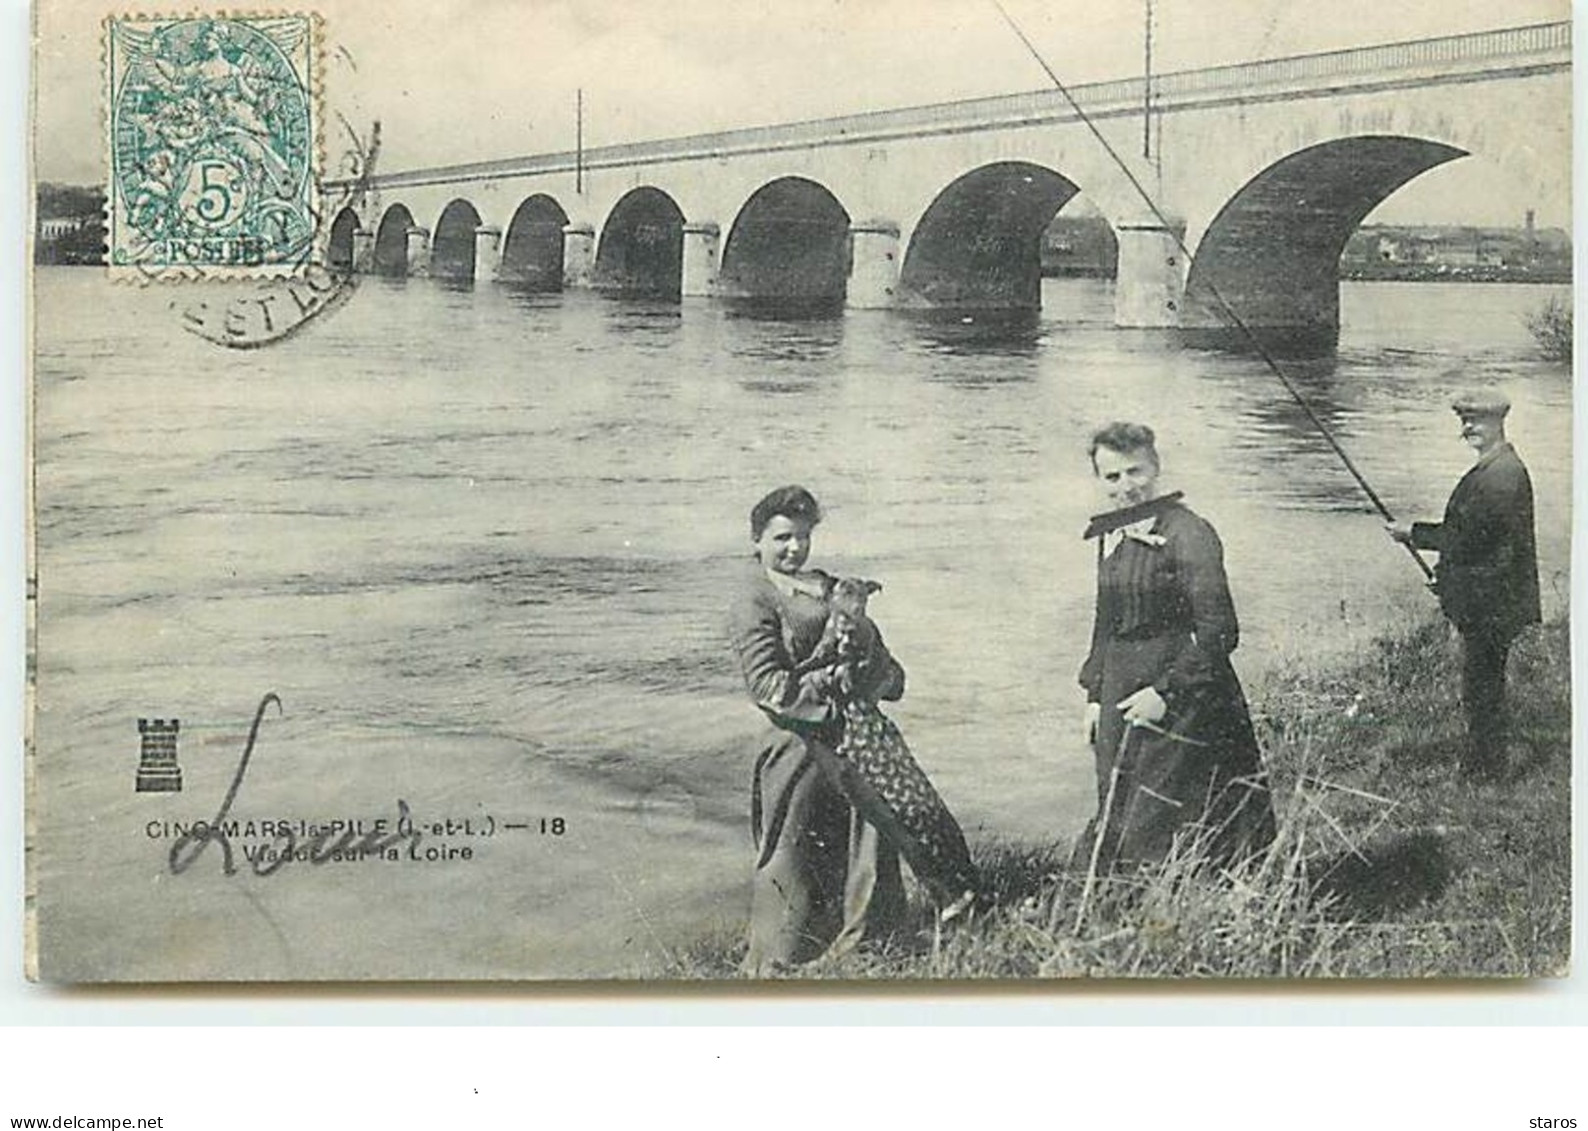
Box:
[1388,390,1540,781]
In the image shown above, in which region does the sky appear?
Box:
[28,0,1575,225]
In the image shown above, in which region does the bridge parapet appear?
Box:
[1149,19,1566,105]
[339,21,1568,192]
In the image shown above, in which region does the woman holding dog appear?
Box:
[727,485,975,975]
[1076,423,1276,873]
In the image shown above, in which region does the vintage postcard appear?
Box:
[27,0,1571,981]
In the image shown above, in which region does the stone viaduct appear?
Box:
[324,21,1568,346]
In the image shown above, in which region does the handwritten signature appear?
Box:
[168,693,423,877]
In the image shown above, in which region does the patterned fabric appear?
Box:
[833,697,979,905]
[803,575,978,907]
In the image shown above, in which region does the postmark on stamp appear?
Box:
[106,14,320,277]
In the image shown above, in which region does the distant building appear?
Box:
[1040,215,1119,277]
[1341,217,1570,282]
[36,183,107,266]
[1040,213,1566,284]
[39,218,88,240]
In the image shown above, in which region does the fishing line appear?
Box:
[990,0,1435,582]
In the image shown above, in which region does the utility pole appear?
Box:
[1142,0,1154,161]
[576,88,584,195]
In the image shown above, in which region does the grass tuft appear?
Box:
[658,615,1570,980]
[1525,294,1573,362]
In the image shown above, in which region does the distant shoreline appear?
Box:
[1038,266,1571,284]
[35,260,1570,285]
[1338,266,1571,284]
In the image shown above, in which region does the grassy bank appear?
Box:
[664,615,1571,979]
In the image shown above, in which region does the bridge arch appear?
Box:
[501,194,569,289]
[432,199,483,281]
[1184,136,1467,349]
[898,161,1082,310]
[327,206,359,273]
[595,187,686,299]
[721,177,851,307]
[372,203,417,276]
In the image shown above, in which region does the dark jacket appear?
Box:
[1411,443,1541,640]
[1079,501,1240,706]
[728,564,904,730]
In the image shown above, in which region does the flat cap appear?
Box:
[1450,389,1510,417]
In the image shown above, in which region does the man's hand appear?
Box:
[1117,686,1168,727]
[1082,701,1101,747]
[1385,520,1414,545]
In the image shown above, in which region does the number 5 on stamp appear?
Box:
[106,14,320,277]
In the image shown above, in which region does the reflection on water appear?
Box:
[1181,324,1346,357]
[730,326,845,365]
[903,307,1046,358]
[31,270,1571,975]
[721,295,847,322]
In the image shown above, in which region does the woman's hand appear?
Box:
[802,663,845,702]
[1117,686,1168,727]
[1082,701,1101,747]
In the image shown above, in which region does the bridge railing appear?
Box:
[353,21,1568,189]
[1150,18,1567,99]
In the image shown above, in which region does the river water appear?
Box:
[31,270,1571,979]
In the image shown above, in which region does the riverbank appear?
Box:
[1340,266,1572,284]
[662,613,1571,979]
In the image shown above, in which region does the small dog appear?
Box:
[809,575,883,697]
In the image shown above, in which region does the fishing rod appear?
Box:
[990,1,1435,583]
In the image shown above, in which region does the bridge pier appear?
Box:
[1113,219,1185,328]
[847,219,899,309]
[405,226,432,277]
[474,225,503,282]
[562,223,596,288]
[681,222,720,297]
[351,228,375,273]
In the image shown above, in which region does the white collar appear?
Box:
[1104,515,1165,557]
[764,568,827,601]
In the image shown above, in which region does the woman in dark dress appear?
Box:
[1076,423,1276,872]
[727,486,907,974]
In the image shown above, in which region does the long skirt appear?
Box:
[1079,635,1276,872]
[745,727,906,975]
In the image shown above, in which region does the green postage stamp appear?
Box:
[106,15,320,276]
